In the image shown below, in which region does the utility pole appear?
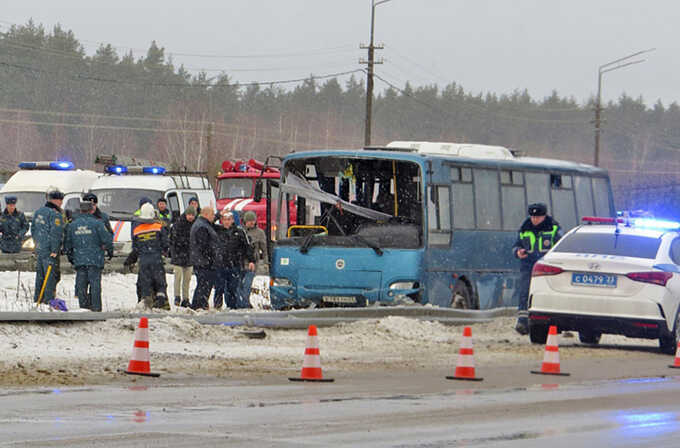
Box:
[593,48,654,166]
[360,0,391,147]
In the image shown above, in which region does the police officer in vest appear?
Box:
[32,189,66,304]
[0,196,29,253]
[64,201,113,311]
[157,198,171,226]
[512,203,561,335]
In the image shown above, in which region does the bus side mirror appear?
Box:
[254,179,263,202]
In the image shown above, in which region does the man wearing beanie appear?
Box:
[169,205,196,307]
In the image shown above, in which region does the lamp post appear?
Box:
[594,48,654,166]
[363,0,392,147]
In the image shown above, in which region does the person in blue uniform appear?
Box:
[31,190,66,304]
[64,201,113,311]
[512,203,561,335]
[0,196,29,253]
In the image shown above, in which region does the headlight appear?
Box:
[271,277,292,287]
[389,281,417,290]
[22,238,35,250]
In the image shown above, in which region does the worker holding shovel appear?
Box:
[32,189,65,306]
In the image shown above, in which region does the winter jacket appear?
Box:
[214,224,255,269]
[93,208,114,235]
[190,216,218,269]
[169,213,194,266]
[512,215,562,271]
[0,208,29,253]
[158,209,172,226]
[246,225,268,274]
[64,213,113,268]
[132,219,169,265]
[31,202,65,257]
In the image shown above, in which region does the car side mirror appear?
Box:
[254,179,263,202]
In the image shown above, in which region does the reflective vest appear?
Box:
[519,225,559,253]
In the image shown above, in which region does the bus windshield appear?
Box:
[218,178,253,199]
[0,192,46,214]
[275,156,423,249]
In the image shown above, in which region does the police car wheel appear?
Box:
[529,324,549,344]
[450,282,473,309]
[659,310,680,355]
[578,330,601,345]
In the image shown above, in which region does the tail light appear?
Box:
[532,263,564,277]
[626,271,673,286]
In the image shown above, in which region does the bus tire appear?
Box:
[450,281,473,309]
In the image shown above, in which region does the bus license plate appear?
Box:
[571,273,617,288]
[322,295,357,304]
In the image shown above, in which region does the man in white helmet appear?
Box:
[130,202,170,310]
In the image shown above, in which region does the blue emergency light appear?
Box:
[142,166,166,175]
[105,165,128,175]
[18,161,74,170]
[630,218,680,230]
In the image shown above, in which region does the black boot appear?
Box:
[174,296,181,307]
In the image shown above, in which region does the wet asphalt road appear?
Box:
[2,363,680,447]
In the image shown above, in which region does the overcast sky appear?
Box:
[3,0,677,106]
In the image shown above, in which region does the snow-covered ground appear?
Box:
[0,271,271,312]
[0,272,660,388]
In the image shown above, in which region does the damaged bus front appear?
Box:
[269,151,425,309]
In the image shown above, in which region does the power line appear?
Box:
[0,60,364,88]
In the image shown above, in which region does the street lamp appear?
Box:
[363,0,392,147]
[594,48,655,166]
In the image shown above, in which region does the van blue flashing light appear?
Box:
[631,218,680,230]
[17,162,36,169]
[142,166,166,175]
[50,161,74,170]
[105,165,128,175]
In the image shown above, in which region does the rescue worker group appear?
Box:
[1,190,268,313]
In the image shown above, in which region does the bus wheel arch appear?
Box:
[450,278,476,309]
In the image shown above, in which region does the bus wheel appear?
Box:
[451,282,473,309]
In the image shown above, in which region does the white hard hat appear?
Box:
[139,203,156,220]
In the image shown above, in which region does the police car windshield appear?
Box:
[93,189,164,216]
[1,192,46,213]
[218,179,252,198]
[554,232,661,259]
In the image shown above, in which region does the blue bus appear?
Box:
[268,141,615,310]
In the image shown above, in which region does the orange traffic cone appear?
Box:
[669,341,680,369]
[124,317,160,377]
[289,325,334,382]
[531,325,570,376]
[446,326,483,381]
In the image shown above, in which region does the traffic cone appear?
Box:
[669,341,680,369]
[123,317,160,377]
[446,326,483,381]
[531,325,570,376]
[289,325,334,382]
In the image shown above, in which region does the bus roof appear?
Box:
[0,169,101,194]
[282,147,608,176]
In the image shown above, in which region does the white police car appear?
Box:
[528,216,680,353]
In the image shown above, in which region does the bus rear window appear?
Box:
[553,233,661,259]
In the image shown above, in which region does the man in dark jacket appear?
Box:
[64,201,113,311]
[169,206,196,308]
[512,203,561,335]
[190,206,217,310]
[0,196,29,253]
[131,203,170,310]
[214,210,255,309]
[32,190,65,304]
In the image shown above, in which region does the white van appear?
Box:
[0,161,100,217]
[88,165,215,253]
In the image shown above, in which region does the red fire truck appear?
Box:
[216,159,287,230]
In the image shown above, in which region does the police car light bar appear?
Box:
[104,165,166,175]
[18,161,74,170]
[581,216,680,230]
